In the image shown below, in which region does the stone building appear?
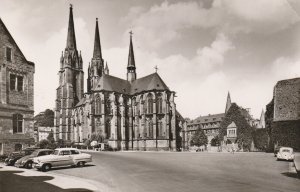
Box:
[271,77,300,150]
[274,78,300,122]
[54,6,185,151]
[0,18,35,155]
[184,92,231,149]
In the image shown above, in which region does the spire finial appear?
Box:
[129,30,133,37]
[154,65,158,73]
[70,4,73,8]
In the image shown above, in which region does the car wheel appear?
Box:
[26,161,33,169]
[42,164,51,172]
[77,161,85,167]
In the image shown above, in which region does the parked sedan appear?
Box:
[276,147,294,161]
[32,148,92,172]
[15,149,53,169]
[4,148,38,166]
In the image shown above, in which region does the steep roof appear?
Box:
[130,73,169,94]
[94,74,131,94]
[189,113,225,125]
[93,73,169,95]
[0,18,34,66]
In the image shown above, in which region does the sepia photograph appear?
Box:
[0,0,299,191]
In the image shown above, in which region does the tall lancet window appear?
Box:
[95,96,101,115]
[147,94,153,114]
[148,119,153,138]
[157,94,163,114]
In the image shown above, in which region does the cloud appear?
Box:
[124,0,300,48]
[271,57,300,79]
[33,17,91,114]
[104,33,234,118]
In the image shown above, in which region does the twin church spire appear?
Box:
[64,5,137,93]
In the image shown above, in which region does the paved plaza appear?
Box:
[2,152,299,192]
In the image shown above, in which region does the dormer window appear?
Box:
[6,47,12,62]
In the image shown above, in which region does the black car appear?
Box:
[4,148,38,166]
[15,149,53,169]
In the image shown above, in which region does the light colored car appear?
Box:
[276,147,294,161]
[15,149,53,169]
[32,148,92,172]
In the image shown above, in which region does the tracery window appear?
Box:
[95,96,101,115]
[157,94,163,113]
[147,94,153,114]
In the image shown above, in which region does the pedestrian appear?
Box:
[231,143,235,154]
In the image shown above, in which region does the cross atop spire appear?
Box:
[154,65,158,73]
[93,17,102,59]
[66,4,77,50]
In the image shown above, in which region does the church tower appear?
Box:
[88,18,104,91]
[127,31,136,82]
[54,5,84,141]
[225,91,232,113]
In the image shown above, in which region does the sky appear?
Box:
[1,0,300,119]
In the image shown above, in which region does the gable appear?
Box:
[0,18,34,66]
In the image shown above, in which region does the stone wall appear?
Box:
[274,78,300,121]
[0,19,35,154]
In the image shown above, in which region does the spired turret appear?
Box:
[54,4,84,142]
[127,31,136,82]
[89,18,104,90]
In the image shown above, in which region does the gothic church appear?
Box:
[54,5,185,151]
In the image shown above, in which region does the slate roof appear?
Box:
[93,73,169,95]
[188,113,225,125]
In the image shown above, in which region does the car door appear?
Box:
[57,150,73,166]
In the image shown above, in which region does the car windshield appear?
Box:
[31,150,39,156]
[53,150,59,155]
[281,149,291,153]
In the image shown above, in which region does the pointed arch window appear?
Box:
[148,120,153,138]
[147,94,153,114]
[157,94,163,114]
[95,96,101,115]
[13,114,23,133]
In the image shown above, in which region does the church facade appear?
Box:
[54,6,184,151]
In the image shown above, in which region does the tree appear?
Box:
[36,139,50,149]
[34,109,54,127]
[190,128,208,147]
[211,135,221,146]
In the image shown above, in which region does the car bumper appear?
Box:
[32,162,43,169]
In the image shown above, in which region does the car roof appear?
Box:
[54,148,79,150]
[280,147,293,150]
[35,149,53,152]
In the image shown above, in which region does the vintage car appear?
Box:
[15,149,53,169]
[4,148,38,166]
[276,147,294,161]
[32,148,92,172]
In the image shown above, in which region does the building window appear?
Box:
[13,114,23,133]
[148,120,153,138]
[10,74,24,91]
[158,121,163,137]
[147,94,153,114]
[10,74,16,90]
[17,76,23,91]
[157,95,163,113]
[6,47,12,62]
[95,97,101,115]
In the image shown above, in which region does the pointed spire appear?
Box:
[66,4,77,50]
[105,62,109,75]
[225,91,232,113]
[93,18,102,59]
[127,31,135,68]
